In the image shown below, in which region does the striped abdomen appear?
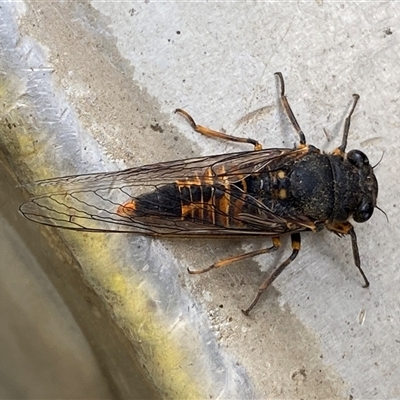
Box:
[117,170,290,228]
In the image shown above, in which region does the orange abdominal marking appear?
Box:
[117,201,137,216]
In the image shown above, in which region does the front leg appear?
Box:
[326,221,369,288]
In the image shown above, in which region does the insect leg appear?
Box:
[242,233,301,316]
[349,227,370,287]
[187,237,281,274]
[274,72,306,147]
[326,221,369,287]
[175,108,262,150]
[335,94,360,155]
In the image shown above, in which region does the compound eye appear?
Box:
[348,150,369,168]
[353,200,374,222]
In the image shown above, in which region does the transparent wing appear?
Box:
[20,148,311,236]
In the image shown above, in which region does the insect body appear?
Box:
[20,73,378,315]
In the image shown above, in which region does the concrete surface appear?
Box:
[1,1,399,399]
[0,154,118,399]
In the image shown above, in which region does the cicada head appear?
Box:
[347,149,378,223]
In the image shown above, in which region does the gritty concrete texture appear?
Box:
[1,1,399,399]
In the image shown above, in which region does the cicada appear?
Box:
[20,73,379,315]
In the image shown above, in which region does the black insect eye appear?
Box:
[348,150,369,167]
[353,201,374,222]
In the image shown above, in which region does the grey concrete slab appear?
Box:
[2,1,398,398]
